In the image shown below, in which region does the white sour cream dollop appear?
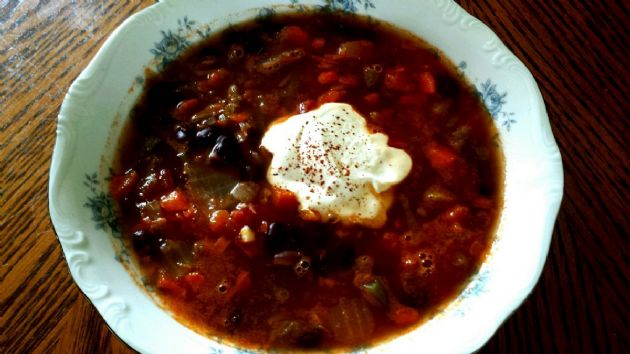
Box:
[261,103,412,228]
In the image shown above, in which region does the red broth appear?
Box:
[111,12,502,351]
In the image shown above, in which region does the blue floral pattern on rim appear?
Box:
[449,267,492,318]
[458,61,517,131]
[289,0,375,12]
[320,0,376,12]
[84,172,130,264]
[84,172,118,233]
[478,79,517,131]
[150,17,212,70]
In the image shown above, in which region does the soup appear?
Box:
[110,11,502,351]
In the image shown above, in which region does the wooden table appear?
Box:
[2,1,628,353]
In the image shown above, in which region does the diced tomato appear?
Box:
[213,237,231,254]
[137,216,167,232]
[419,72,437,94]
[181,207,197,220]
[426,145,457,169]
[337,40,375,60]
[318,278,337,288]
[235,271,252,290]
[390,305,420,326]
[363,92,380,106]
[449,222,465,235]
[311,38,325,50]
[160,189,189,212]
[318,89,346,104]
[230,112,250,123]
[384,66,415,92]
[401,253,419,271]
[242,89,256,102]
[317,71,339,85]
[229,209,254,231]
[226,271,252,301]
[193,239,213,255]
[259,220,269,233]
[443,205,469,221]
[157,276,187,299]
[210,210,229,233]
[381,231,399,250]
[171,205,197,223]
[338,75,358,86]
[197,68,229,91]
[140,168,174,199]
[469,240,485,256]
[271,188,299,212]
[183,272,205,292]
[209,68,230,84]
[279,25,309,46]
[314,54,337,69]
[236,236,263,258]
[399,94,424,106]
[231,209,249,224]
[473,197,494,209]
[110,170,138,199]
[173,99,199,120]
[394,217,405,230]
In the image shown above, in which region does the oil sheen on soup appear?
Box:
[110,11,503,351]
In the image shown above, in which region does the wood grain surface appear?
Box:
[1,1,628,353]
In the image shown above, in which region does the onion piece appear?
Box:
[337,40,374,60]
[328,298,374,344]
[185,164,239,209]
[256,49,305,74]
[273,251,302,266]
[230,182,260,203]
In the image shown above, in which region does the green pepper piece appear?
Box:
[361,279,389,307]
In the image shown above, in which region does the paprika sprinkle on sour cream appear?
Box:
[110,11,502,351]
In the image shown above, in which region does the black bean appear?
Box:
[266,223,286,255]
[241,164,263,180]
[209,134,241,164]
[146,81,185,107]
[131,229,150,251]
[266,223,301,255]
[192,127,219,148]
[313,243,355,275]
[175,126,187,141]
[336,244,356,268]
[131,230,162,257]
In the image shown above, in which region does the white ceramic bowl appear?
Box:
[49,1,564,353]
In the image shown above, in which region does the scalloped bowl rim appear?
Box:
[49,1,563,353]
